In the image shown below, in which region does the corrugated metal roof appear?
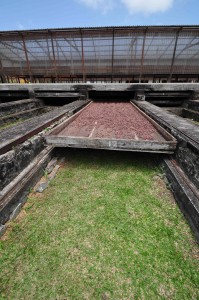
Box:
[0,24,199,34]
[0,25,199,82]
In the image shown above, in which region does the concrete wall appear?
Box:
[0,135,45,190]
[0,83,199,94]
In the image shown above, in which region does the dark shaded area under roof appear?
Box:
[0,25,199,83]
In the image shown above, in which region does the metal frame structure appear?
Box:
[0,25,199,83]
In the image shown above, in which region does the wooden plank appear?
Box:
[45,136,177,153]
[45,101,177,153]
[46,101,92,136]
[130,101,176,141]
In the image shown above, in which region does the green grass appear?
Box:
[0,149,198,300]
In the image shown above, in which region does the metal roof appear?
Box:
[0,25,199,82]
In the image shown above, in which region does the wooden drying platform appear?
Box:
[45,102,177,154]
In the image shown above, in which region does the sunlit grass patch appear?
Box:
[0,149,198,300]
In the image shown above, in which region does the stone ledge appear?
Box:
[0,100,89,155]
[163,158,199,242]
[134,100,199,189]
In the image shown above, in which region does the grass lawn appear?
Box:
[0,149,198,299]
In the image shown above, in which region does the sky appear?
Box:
[0,0,198,31]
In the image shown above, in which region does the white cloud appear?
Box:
[78,0,174,15]
[121,0,174,15]
[17,22,25,30]
[78,0,114,13]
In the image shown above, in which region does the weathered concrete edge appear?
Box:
[133,100,199,189]
[0,83,199,93]
[0,135,45,191]
[0,146,54,235]
[45,136,176,153]
[0,98,41,109]
[0,100,89,155]
[0,107,46,126]
[162,158,199,243]
[133,100,199,146]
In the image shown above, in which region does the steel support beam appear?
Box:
[80,29,86,83]
[0,59,6,83]
[64,38,81,57]
[191,49,199,59]
[36,40,51,60]
[21,34,33,82]
[49,31,58,81]
[0,40,26,62]
[168,28,181,82]
[139,28,148,83]
[157,37,176,60]
[111,28,115,83]
[128,36,137,76]
[175,39,199,59]
[0,40,38,61]
[56,40,68,61]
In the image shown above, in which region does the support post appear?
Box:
[0,59,6,83]
[139,28,147,83]
[168,28,181,82]
[21,34,33,83]
[111,28,115,83]
[80,29,86,83]
[49,30,58,82]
